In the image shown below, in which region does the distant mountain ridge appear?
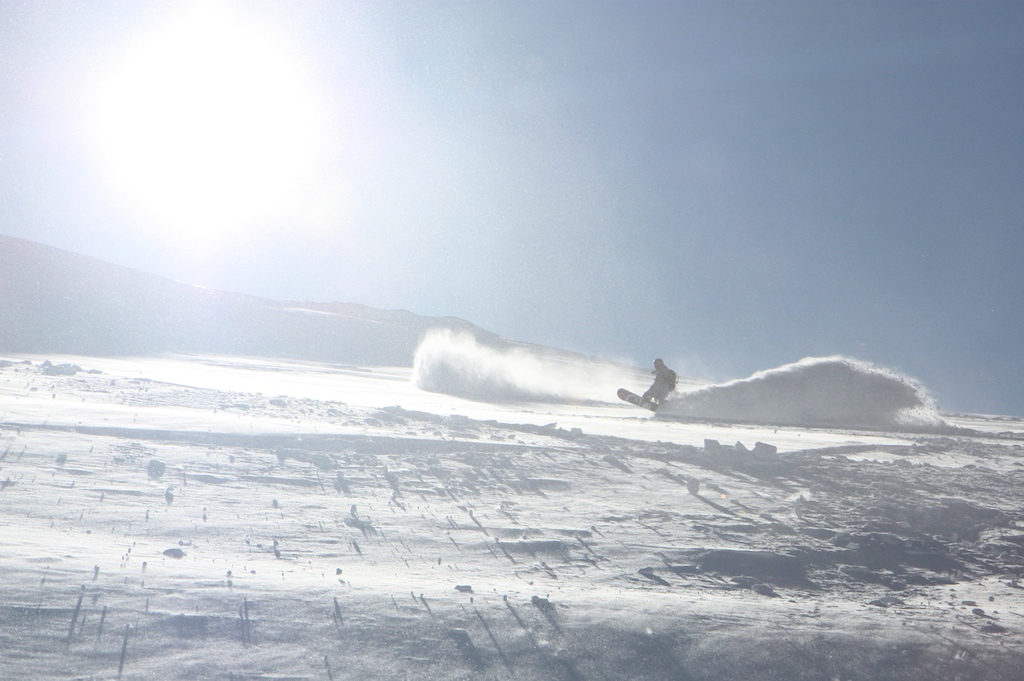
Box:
[0,234,509,366]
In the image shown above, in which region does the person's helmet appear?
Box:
[654,358,664,367]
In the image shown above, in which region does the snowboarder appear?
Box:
[641,358,676,408]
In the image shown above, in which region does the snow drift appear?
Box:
[660,356,945,430]
[413,329,640,403]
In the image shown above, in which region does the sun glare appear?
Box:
[85,5,329,248]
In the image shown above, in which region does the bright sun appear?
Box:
[85,5,329,247]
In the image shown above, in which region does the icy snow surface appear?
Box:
[1,353,1023,680]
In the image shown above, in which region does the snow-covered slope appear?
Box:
[1,354,1022,680]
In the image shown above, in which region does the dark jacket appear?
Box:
[643,362,677,402]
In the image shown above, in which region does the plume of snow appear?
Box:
[659,356,945,430]
[412,329,639,403]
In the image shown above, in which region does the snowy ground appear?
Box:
[1,354,1022,680]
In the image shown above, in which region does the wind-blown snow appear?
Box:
[659,356,945,430]
[415,336,944,431]
[413,329,640,403]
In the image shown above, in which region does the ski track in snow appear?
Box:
[1,354,1023,680]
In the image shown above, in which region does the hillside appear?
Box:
[0,235,512,366]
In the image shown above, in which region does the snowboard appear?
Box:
[617,388,657,411]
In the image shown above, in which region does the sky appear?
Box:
[2,1,1023,416]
